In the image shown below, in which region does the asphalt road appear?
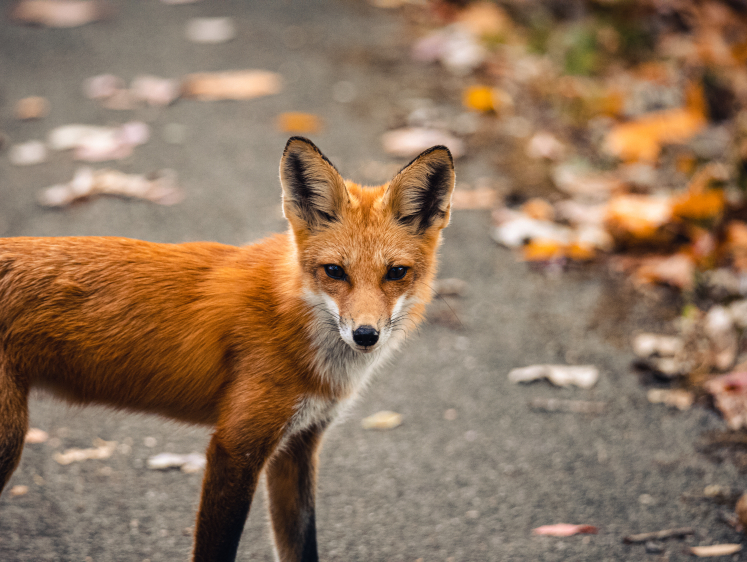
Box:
[0,1,745,561]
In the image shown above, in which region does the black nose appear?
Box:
[353,325,379,347]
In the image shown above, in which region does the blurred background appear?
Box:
[3,0,747,560]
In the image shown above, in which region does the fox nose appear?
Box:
[353,325,379,347]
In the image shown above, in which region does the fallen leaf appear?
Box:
[9,141,47,166]
[690,544,742,557]
[147,452,206,473]
[38,167,182,207]
[672,190,725,221]
[185,17,236,44]
[53,438,116,465]
[361,410,402,430]
[605,194,673,240]
[15,96,49,120]
[10,485,29,497]
[182,70,282,101]
[47,121,150,162]
[735,493,747,530]
[522,239,566,262]
[632,333,684,358]
[83,74,126,100]
[455,1,512,38]
[276,112,323,134]
[411,27,486,75]
[526,132,566,161]
[25,428,49,444]
[552,163,625,201]
[603,83,707,162]
[491,210,572,248]
[633,253,695,290]
[462,86,502,113]
[9,0,112,28]
[451,187,498,209]
[521,198,554,221]
[705,371,747,429]
[532,524,598,537]
[508,364,599,389]
[646,388,694,410]
[130,75,180,107]
[381,127,465,158]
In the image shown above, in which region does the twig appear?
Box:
[623,527,695,544]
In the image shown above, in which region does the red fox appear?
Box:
[0,137,455,561]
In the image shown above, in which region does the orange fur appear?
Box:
[0,137,455,562]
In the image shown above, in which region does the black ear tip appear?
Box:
[427,145,454,166]
[283,136,319,155]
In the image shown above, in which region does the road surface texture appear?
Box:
[0,1,744,561]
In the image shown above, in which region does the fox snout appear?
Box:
[352,325,379,348]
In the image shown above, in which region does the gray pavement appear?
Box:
[0,1,744,561]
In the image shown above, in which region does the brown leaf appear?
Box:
[10,0,112,28]
[182,70,282,101]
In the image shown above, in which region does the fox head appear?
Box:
[280,136,455,356]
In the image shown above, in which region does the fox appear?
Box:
[0,137,456,561]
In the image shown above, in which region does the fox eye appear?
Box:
[324,264,346,280]
[386,266,408,281]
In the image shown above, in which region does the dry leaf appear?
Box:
[632,333,684,358]
[552,163,624,201]
[185,17,236,44]
[381,127,465,158]
[455,1,512,38]
[508,364,599,389]
[605,194,672,240]
[634,253,695,290]
[276,112,323,134]
[451,187,497,209]
[646,389,694,410]
[361,411,403,430]
[147,452,206,473]
[15,96,49,120]
[603,83,707,162]
[10,0,112,28]
[38,167,182,207]
[532,524,598,537]
[462,86,508,113]
[736,493,747,529]
[25,428,49,444]
[53,438,116,465]
[521,198,554,221]
[690,544,742,557]
[9,141,47,166]
[10,485,29,497]
[526,132,566,161]
[182,70,282,101]
[705,371,747,429]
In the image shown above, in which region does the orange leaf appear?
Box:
[276,112,323,134]
[603,83,707,163]
[463,86,495,112]
[522,239,565,261]
[605,194,672,240]
[672,189,724,221]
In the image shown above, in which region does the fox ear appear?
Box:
[384,146,456,233]
[280,137,349,230]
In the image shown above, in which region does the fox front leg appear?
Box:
[265,423,327,562]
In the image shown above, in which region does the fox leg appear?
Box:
[0,363,29,494]
[192,430,278,562]
[265,423,326,562]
